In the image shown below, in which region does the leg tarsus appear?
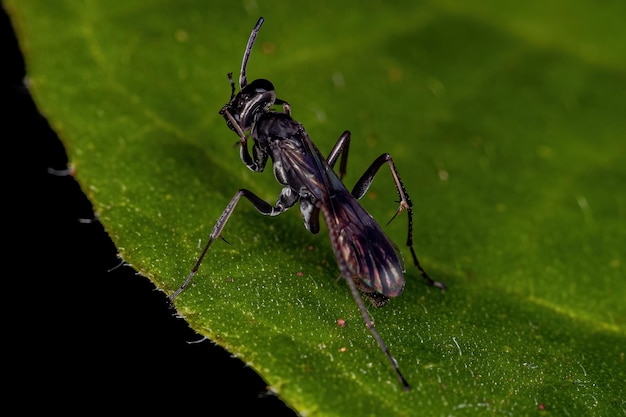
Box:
[410,247,446,291]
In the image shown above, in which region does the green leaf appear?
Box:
[8,0,625,415]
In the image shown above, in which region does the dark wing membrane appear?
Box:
[326,187,406,298]
[290,128,406,298]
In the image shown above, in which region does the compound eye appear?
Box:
[248,78,275,93]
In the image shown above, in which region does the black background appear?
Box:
[3,5,296,414]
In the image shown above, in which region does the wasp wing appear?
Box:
[295,129,407,298]
[323,181,406,298]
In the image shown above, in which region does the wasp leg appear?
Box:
[275,99,291,116]
[318,202,410,390]
[326,130,351,181]
[351,154,446,291]
[170,188,296,301]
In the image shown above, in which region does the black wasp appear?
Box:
[170,17,445,391]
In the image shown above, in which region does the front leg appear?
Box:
[275,98,291,116]
[222,108,268,172]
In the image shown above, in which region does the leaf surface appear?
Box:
[7,1,625,415]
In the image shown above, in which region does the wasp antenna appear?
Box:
[239,17,264,90]
[227,72,236,100]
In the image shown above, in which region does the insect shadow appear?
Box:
[170,17,446,391]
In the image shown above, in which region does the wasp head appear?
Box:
[220,76,276,133]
